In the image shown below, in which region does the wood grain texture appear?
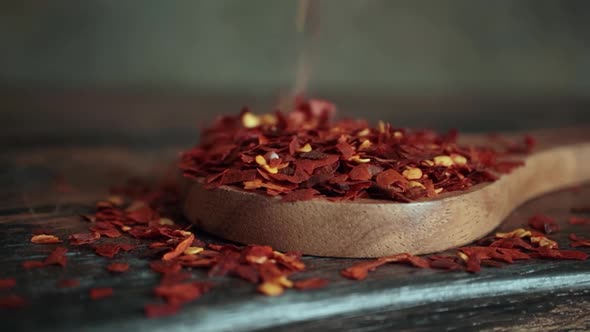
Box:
[182,129,590,257]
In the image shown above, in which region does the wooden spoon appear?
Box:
[181,128,590,258]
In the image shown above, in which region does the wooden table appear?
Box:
[2,91,590,331]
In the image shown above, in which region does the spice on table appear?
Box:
[0,278,16,289]
[106,262,130,273]
[89,287,113,300]
[293,278,328,290]
[569,234,590,248]
[180,99,529,203]
[22,247,68,269]
[57,279,80,288]
[30,234,62,244]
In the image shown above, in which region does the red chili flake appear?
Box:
[69,232,100,245]
[348,164,372,181]
[150,260,182,274]
[528,214,559,234]
[179,99,528,203]
[106,262,130,273]
[0,295,26,309]
[341,260,388,280]
[30,234,62,244]
[569,216,590,225]
[153,282,213,306]
[569,234,590,248]
[293,278,328,290]
[94,243,136,259]
[57,279,80,288]
[144,303,181,318]
[89,287,113,300]
[428,256,462,270]
[162,234,195,261]
[23,247,68,269]
[534,247,588,260]
[0,278,16,289]
[89,222,122,238]
[282,189,319,202]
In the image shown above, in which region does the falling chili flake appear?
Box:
[89,287,113,300]
[0,278,16,289]
[527,214,559,234]
[30,234,62,244]
[106,262,130,273]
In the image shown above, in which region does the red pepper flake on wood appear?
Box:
[0,278,16,289]
[106,262,130,273]
[528,214,559,234]
[30,234,62,244]
[0,295,26,309]
[179,99,529,203]
[162,234,195,261]
[89,287,113,300]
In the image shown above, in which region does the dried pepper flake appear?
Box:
[569,234,590,248]
[30,234,62,244]
[69,232,101,245]
[107,262,130,273]
[527,214,559,234]
[569,216,590,225]
[94,243,136,259]
[57,279,80,288]
[154,282,213,306]
[0,278,16,289]
[0,295,26,309]
[89,287,113,300]
[22,247,68,269]
[179,99,529,203]
[163,234,195,261]
[293,278,328,290]
[144,303,181,318]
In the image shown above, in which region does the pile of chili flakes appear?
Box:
[180,99,533,202]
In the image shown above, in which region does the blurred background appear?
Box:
[2,0,590,145]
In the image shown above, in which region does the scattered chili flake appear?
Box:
[94,243,136,259]
[528,214,559,234]
[0,295,26,309]
[569,216,590,225]
[69,232,100,245]
[106,262,130,273]
[154,281,213,306]
[89,287,113,300]
[150,260,182,274]
[144,303,181,318]
[22,247,68,269]
[293,278,328,290]
[0,278,16,289]
[57,279,80,288]
[30,234,62,244]
[569,234,590,248]
[162,234,195,261]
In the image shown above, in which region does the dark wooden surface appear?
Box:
[2,92,590,332]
